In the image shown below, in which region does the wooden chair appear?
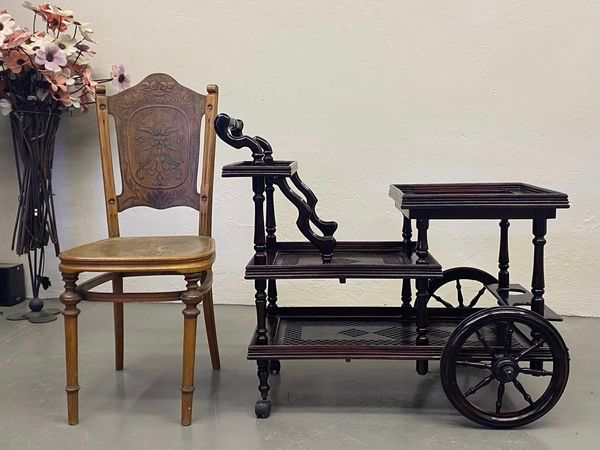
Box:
[58,73,220,426]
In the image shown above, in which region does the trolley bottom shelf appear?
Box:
[248,307,553,361]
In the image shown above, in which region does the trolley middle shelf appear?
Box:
[244,241,442,280]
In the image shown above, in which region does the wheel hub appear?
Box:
[493,357,519,382]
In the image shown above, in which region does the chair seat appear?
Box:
[59,236,215,274]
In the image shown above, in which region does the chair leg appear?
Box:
[113,303,124,371]
[113,275,124,371]
[60,272,82,425]
[180,273,202,426]
[202,288,220,370]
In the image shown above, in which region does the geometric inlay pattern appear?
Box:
[339,328,369,338]
[280,319,523,349]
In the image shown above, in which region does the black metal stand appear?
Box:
[5,297,61,323]
[8,111,63,325]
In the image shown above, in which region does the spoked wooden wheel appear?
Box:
[428,267,498,308]
[440,307,569,428]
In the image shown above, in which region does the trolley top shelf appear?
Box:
[389,183,569,219]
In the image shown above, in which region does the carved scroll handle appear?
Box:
[291,173,338,237]
[214,113,264,165]
[254,131,338,255]
[274,178,337,263]
[216,113,338,262]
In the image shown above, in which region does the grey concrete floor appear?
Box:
[0,301,598,450]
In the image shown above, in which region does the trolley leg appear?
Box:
[266,279,281,372]
[255,359,271,418]
[254,279,272,417]
[498,219,510,302]
[401,217,413,318]
[401,279,412,317]
[416,278,429,375]
[415,219,430,375]
[530,217,547,370]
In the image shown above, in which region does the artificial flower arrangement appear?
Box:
[0,3,131,322]
[0,2,131,115]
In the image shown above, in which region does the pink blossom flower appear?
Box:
[4,50,32,73]
[110,64,132,92]
[2,29,32,50]
[43,70,74,93]
[81,66,97,89]
[39,4,73,32]
[35,43,67,72]
[53,88,70,106]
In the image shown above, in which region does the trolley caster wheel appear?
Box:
[428,267,498,308]
[255,400,272,418]
[440,307,569,428]
[269,360,281,374]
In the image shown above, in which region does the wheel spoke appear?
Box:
[475,330,497,359]
[519,367,555,377]
[431,293,454,308]
[513,379,534,406]
[464,374,494,398]
[467,286,487,308]
[496,382,505,414]
[456,360,492,370]
[516,339,545,361]
[456,280,464,307]
[503,321,514,354]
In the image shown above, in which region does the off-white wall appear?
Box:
[1,1,599,316]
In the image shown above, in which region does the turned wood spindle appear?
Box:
[531,218,547,314]
[498,219,510,295]
[416,219,429,264]
[267,279,278,316]
[257,359,271,401]
[265,178,276,248]
[255,279,268,345]
[402,216,412,247]
[530,217,547,370]
[415,278,429,375]
[253,176,267,265]
[60,272,82,426]
[180,273,203,426]
[401,217,413,313]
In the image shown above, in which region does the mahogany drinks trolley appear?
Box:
[215,114,570,428]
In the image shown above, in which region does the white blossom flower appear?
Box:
[35,43,67,72]
[110,64,132,92]
[72,21,95,43]
[65,89,84,108]
[54,35,77,57]
[21,1,39,13]
[22,32,53,55]
[0,98,13,116]
[0,13,16,38]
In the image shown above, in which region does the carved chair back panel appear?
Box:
[107,73,206,211]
